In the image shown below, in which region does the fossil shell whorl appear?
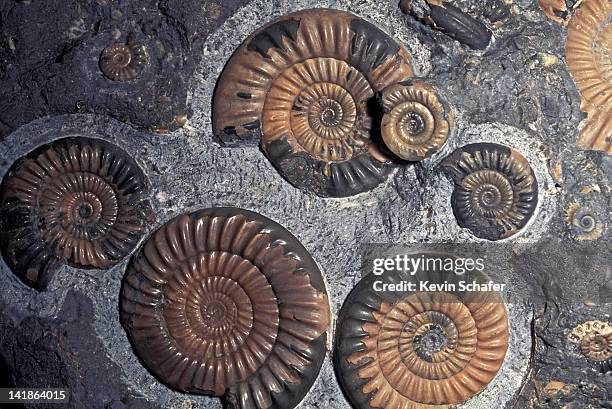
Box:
[335,267,509,408]
[120,208,330,409]
[441,143,538,241]
[568,320,612,371]
[381,82,452,161]
[213,9,415,197]
[566,0,612,153]
[0,137,154,290]
[100,43,149,81]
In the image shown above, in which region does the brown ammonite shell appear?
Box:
[441,143,538,241]
[212,9,415,197]
[380,81,452,161]
[120,208,330,409]
[335,263,509,408]
[100,43,149,81]
[568,320,612,371]
[566,203,605,241]
[566,0,612,153]
[0,137,154,290]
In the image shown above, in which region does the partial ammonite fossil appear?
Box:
[399,0,492,50]
[100,43,149,81]
[568,320,612,371]
[381,81,452,161]
[212,9,415,197]
[538,0,569,26]
[441,143,538,241]
[120,208,330,409]
[0,138,154,290]
[335,261,509,408]
[566,0,612,154]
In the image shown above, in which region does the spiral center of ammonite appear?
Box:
[578,214,596,231]
[112,48,131,68]
[479,184,502,209]
[403,112,426,135]
[318,98,344,127]
[589,335,608,352]
[412,323,448,360]
[39,172,119,242]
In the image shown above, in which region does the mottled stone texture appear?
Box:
[0,0,610,409]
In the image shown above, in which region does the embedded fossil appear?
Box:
[568,320,612,371]
[99,43,149,81]
[566,203,604,241]
[538,0,569,25]
[380,81,452,161]
[441,143,538,241]
[399,0,492,50]
[335,263,509,408]
[566,0,612,153]
[120,208,330,409]
[0,137,154,290]
[212,9,415,197]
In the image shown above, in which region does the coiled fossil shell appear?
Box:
[212,9,415,197]
[335,262,509,408]
[381,81,452,161]
[120,208,330,409]
[568,320,612,371]
[100,43,149,81]
[566,203,604,241]
[566,0,612,153]
[0,137,154,290]
[441,143,538,241]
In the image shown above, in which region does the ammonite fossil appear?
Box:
[0,138,154,290]
[335,259,509,408]
[399,0,492,50]
[538,0,569,25]
[566,203,604,241]
[212,9,415,197]
[566,0,612,154]
[120,208,330,409]
[380,81,452,161]
[441,143,538,241]
[100,43,149,81]
[568,320,612,371]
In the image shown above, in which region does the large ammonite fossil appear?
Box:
[566,0,612,154]
[441,143,538,241]
[120,208,330,409]
[380,81,452,161]
[0,138,154,290]
[568,320,612,371]
[212,9,415,197]
[335,259,509,408]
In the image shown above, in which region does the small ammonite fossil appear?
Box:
[120,208,330,409]
[566,203,604,241]
[566,0,612,154]
[441,143,538,241]
[568,320,612,371]
[0,138,154,290]
[99,43,149,81]
[335,260,509,408]
[380,81,452,161]
[212,9,415,197]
